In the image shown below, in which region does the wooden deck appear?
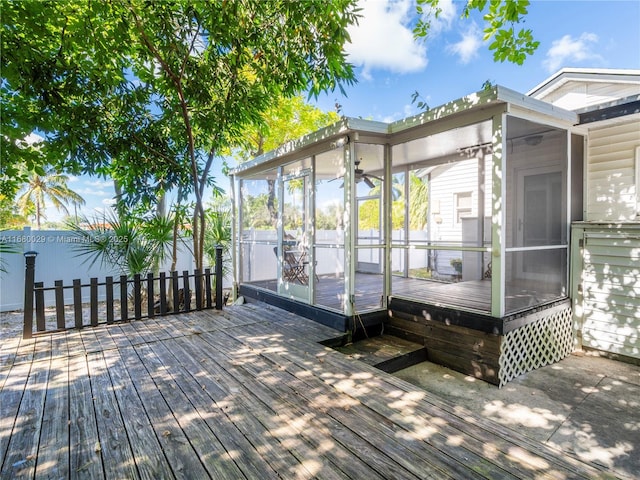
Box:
[1,304,610,479]
[249,274,559,315]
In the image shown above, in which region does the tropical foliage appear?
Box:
[414,0,539,64]
[204,198,232,280]
[235,95,341,230]
[0,194,27,229]
[0,240,19,273]
[66,210,175,277]
[2,0,359,271]
[15,168,85,229]
[357,173,428,231]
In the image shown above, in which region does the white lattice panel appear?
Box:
[499,307,573,387]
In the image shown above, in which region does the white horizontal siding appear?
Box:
[541,80,640,111]
[586,120,640,221]
[579,226,640,359]
[588,167,634,180]
[588,128,640,148]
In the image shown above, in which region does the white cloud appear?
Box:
[446,23,483,64]
[346,0,428,80]
[86,179,113,189]
[24,133,44,145]
[543,33,603,72]
[102,198,116,206]
[381,103,420,123]
[426,0,457,35]
[77,188,108,196]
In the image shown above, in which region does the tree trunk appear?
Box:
[35,201,41,229]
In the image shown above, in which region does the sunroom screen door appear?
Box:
[517,169,563,279]
[279,172,311,303]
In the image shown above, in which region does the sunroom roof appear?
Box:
[231,85,577,177]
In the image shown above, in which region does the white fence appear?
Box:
[0,228,195,312]
[238,228,466,283]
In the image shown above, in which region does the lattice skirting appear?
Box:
[498,306,573,387]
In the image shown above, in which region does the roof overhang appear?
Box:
[527,68,640,99]
[231,85,577,178]
[230,117,388,177]
[576,94,640,125]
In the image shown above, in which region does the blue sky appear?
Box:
[56,0,640,223]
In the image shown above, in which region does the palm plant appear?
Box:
[66,209,173,277]
[204,204,232,278]
[0,240,19,273]
[16,168,85,229]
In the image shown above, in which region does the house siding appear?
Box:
[528,70,640,363]
[572,223,640,360]
[586,118,640,221]
[427,155,492,276]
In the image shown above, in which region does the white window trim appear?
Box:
[454,191,473,226]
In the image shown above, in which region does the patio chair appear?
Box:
[274,246,309,284]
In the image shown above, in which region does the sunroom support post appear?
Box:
[308,157,316,301]
[344,139,355,317]
[230,175,238,301]
[476,149,486,276]
[274,167,284,294]
[491,113,506,318]
[383,143,392,307]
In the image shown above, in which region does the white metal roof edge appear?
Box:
[230,117,388,176]
[231,85,577,176]
[389,85,577,133]
[527,68,640,98]
[496,85,578,123]
[574,93,640,114]
[388,87,500,133]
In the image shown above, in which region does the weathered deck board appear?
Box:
[35,349,69,480]
[68,352,103,479]
[86,351,138,479]
[199,330,453,479]
[0,305,613,479]
[167,335,347,480]
[219,322,506,479]
[117,346,211,479]
[176,333,389,480]
[106,346,175,480]
[5,358,50,479]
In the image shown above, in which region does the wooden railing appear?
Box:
[22,247,224,339]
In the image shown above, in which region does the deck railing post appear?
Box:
[204,268,212,309]
[147,272,154,318]
[35,282,45,332]
[90,278,99,326]
[182,270,191,312]
[215,245,223,310]
[106,276,114,324]
[194,269,203,310]
[55,280,65,330]
[134,274,142,320]
[73,279,83,329]
[159,272,167,315]
[120,275,128,322]
[22,251,38,339]
[171,271,179,312]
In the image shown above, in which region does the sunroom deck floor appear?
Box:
[248,274,560,315]
[1,304,609,479]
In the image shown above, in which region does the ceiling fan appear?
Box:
[333,158,382,189]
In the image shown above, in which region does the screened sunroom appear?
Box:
[231,86,583,385]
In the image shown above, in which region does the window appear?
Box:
[454,191,472,224]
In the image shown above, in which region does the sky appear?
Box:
[48,0,640,223]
